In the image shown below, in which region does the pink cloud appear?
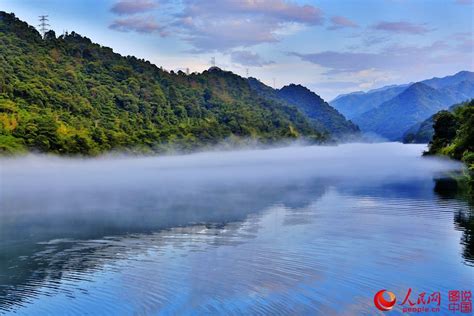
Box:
[111,0,158,15]
[328,16,358,30]
[455,0,472,5]
[174,0,323,51]
[109,16,165,34]
[372,21,431,34]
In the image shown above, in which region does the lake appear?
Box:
[0,143,473,315]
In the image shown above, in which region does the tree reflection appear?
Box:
[434,176,474,266]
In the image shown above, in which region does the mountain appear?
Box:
[330,84,408,119]
[403,101,469,144]
[330,71,474,139]
[331,72,474,121]
[248,79,359,136]
[352,82,471,140]
[0,12,334,155]
[402,117,436,144]
[422,71,474,90]
[277,84,359,136]
[440,80,474,101]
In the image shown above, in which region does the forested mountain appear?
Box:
[331,71,474,120]
[248,79,359,136]
[403,101,468,144]
[403,116,436,144]
[422,71,474,90]
[330,84,408,119]
[352,83,452,140]
[352,76,474,140]
[331,71,474,140]
[0,12,335,155]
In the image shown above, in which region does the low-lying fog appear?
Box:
[1,142,471,315]
[1,143,461,217]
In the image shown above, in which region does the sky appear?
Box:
[1,0,473,100]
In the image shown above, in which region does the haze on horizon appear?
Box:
[1,0,473,100]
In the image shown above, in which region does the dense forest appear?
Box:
[247,79,359,136]
[426,100,474,192]
[0,12,342,156]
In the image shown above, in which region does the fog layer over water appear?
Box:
[0,143,472,315]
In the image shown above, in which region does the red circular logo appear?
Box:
[374,289,397,311]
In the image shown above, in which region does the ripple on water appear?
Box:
[0,144,472,315]
[1,189,472,315]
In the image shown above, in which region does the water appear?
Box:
[0,143,473,315]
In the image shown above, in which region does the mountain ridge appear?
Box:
[352,81,471,140]
[333,71,474,140]
[0,11,358,155]
[248,78,359,136]
[330,71,473,122]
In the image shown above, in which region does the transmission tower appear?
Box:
[211,57,216,68]
[38,15,50,38]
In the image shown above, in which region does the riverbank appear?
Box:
[423,100,474,197]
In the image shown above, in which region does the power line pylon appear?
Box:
[38,15,50,38]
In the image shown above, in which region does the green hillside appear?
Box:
[0,12,327,155]
[426,100,474,161]
[425,100,474,193]
[248,79,359,136]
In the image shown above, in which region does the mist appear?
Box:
[1,142,461,220]
[0,142,469,314]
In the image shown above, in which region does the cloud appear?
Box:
[172,0,324,52]
[178,18,280,52]
[327,16,358,30]
[451,32,474,51]
[108,0,323,51]
[372,21,431,34]
[109,16,165,34]
[455,0,472,4]
[289,39,466,76]
[289,51,387,74]
[180,0,323,25]
[111,0,158,15]
[230,51,275,67]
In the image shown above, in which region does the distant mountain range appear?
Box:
[249,79,359,136]
[331,71,474,140]
[330,84,409,119]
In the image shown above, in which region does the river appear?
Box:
[0,143,472,315]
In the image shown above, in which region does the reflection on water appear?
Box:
[0,143,473,315]
[433,176,474,267]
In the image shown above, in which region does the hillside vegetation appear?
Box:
[248,79,359,136]
[0,12,332,155]
[426,100,474,192]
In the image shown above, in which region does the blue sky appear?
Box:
[1,0,473,100]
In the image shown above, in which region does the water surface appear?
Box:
[0,143,473,315]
